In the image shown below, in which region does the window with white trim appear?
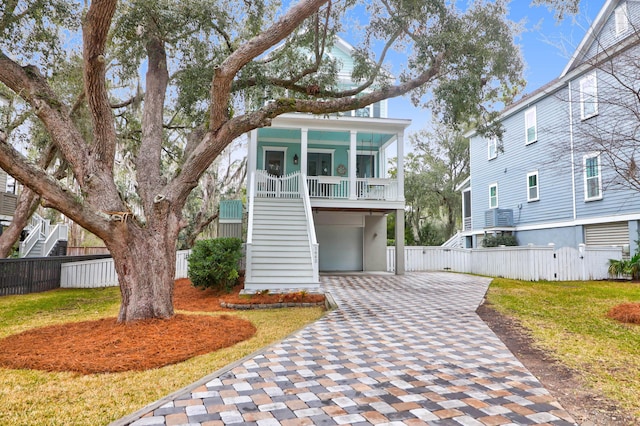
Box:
[525,106,537,144]
[527,171,539,202]
[580,72,598,119]
[489,183,498,209]
[488,137,497,160]
[615,3,629,36]
[584,154,602,201]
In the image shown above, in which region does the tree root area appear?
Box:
[0,314,255,374]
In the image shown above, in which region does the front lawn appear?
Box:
[0,286,325,425]
[486,278,640,418]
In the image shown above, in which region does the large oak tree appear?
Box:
[1,0,541,321]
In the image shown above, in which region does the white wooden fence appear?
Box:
[60,244,622,289]
[387,244,622,281]
[61,250,191,288]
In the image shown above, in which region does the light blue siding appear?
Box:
[569,46,640,219]
[582,1,640,64]
[469,85,575,230]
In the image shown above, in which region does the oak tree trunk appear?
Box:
[106,213,182,322]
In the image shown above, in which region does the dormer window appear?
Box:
[615,3,629,36]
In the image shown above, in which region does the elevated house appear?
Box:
[244,38,408,291]
[0,170,18,229]
[461,0,640,254]
[0,169,68,258]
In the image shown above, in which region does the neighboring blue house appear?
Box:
[462,0,640,254]
[244,37,408,291]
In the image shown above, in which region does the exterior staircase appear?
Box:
[442,231,464,249]
[245,197,319,290]
[19,213,69,258]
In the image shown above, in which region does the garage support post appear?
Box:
[395,209,405,275]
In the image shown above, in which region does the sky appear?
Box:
[385,0,607,136]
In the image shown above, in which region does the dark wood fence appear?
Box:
[0,255,111,296]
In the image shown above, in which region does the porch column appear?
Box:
[396,131,405,201]
[395,209,405,275]
[349,130,357,200]
[301,128,308,177]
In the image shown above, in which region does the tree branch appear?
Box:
[0,52,89,184]
[169,53,444,202]
[136,33,170,212]
[0,130,111,237]
[82,0,118,169]
[209,0,329,132]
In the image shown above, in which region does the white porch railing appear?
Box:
[387,244,622,281]
[255,170,300,198]
[306,176,399,201]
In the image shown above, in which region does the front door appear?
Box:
[307,152,331,176]
[265,150,285,177]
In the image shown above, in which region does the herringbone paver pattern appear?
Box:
[118,273,576,426]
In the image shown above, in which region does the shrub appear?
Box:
[608,252,640,280]
[482,234,518,248]
[187,238,243,291]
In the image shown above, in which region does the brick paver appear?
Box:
[114,273,576,426]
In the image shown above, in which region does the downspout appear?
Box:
[568,80,577,221]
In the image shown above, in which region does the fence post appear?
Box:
[579,243,586,281]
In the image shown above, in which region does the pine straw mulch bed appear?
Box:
[0,278,324,375]
[0,314,255,374]
[175,278,326,311]
[607,302,640,325]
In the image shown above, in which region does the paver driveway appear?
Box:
[116,273,576,426]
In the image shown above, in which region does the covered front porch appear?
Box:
[247,113,408,209]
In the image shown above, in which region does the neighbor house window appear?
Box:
[615,3,629,36]
[580,72,598,119]
[527,171,539,202]
[488,137,498,160]
[584,154,602,201]
[525,106,537,144]
[489,183,498,208]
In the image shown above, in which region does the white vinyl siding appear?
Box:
[524,106,537,144]
[527,171,539,202]
[580,72,598,119]
[487,137,497,160]
[489,183,498,209]
[584,154,602,201]
[615,3,629,36]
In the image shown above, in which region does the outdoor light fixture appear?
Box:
[293,154,299,165]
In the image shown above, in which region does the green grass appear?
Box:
[0,287,325,425]
[487,278,640,417]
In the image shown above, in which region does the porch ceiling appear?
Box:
[257,127,395,148]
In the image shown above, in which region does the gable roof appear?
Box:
[560,0,619,77]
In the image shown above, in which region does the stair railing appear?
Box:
[43,223,69,257]
[300,173,319,282]
[245,171,256,282]
[19,213,50,257]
